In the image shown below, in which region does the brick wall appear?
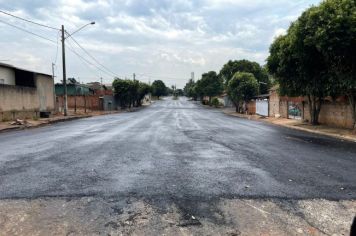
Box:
[56,95,102,111]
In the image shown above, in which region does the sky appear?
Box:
[0,0,321,88]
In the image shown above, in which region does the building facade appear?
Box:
[0,63,55,121]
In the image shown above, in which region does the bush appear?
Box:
[211,98,220,107]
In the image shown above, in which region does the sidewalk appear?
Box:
[0,110,119,133]
[223,108,356,143]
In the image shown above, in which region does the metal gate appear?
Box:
[256,99,269,116]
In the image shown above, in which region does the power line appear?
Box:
[66,33,120,78]
[65,39,115,78]
[0,18,57,44]
[53,30,61,64]
[0,10,60,30]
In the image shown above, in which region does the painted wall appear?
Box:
[0,73,54,120]
[304,102,353,128]
[268,88,353,128]
[36,74,55,111]
[0,66,15,85]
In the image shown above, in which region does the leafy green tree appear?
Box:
[194,79,205,101]
[113,78,132,108]
[151,80,167,99]
[184,79,198,100]
[219,60,270,94]
[137,82,151,106]
[113,79,150,108]
[310,0,356,129]
[227,72,259,113]
[198,71,223,104]
[267,5,332,125]
[176,89,184,96]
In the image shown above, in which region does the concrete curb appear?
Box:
[223,111,356,143]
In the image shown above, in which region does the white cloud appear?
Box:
[0,0,322,87]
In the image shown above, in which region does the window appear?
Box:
[0,79,4,84]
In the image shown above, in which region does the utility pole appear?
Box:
[52,63,56,113]
[61,25,68,116]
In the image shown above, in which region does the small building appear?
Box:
[55,82,117,112]
[55,83,94,96]
[0,63,55,120]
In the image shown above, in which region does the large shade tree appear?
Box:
[151,80,167,99]
[184,79,197,100]
[196,71,223,104]
[267,5,332,125]
[310,0,356,129]
[113,79,150,108]
[227,72,259,113]
[219,60,270,94]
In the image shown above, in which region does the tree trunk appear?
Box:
[233,102,239,113]
[348,93,356,130]
[308,95,322,125]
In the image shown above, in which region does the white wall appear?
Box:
[0,66,15,85]
[256,99,269,116]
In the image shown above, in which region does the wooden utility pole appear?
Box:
[61,25,68,116]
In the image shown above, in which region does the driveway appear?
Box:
[0,97,355,235]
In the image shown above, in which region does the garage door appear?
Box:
[256,99,269,116]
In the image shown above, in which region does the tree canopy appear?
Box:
[151,80,167,99]
[195,71,223,102]
[267,4,332,125]
[184,79,197,100]
[218,60,270,94]
[112,78,150,108]
[227,72,259,112]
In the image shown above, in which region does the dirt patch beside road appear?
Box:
[0,197,354,236]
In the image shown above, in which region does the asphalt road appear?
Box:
[0,97,355,235]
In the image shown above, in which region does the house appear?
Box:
[55,83,94,96]
[55,82,117,112]
[0,63,55,120]
[86,82,116,111]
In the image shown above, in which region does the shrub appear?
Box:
[211,98,220,107]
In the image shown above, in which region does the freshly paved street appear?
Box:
[0,98,355,235]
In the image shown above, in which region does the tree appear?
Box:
[227,72,259,112]
[112,79,150,108]
[310,0,356,129]
[184,79,197,100]
[136,82,151,106]
[267,6,332,125]
[218,60,270,94]
[113,78,132,108]
[198,71,223,104]
[151,80,167,99]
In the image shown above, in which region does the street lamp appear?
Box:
[61,21,95,116]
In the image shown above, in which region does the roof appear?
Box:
[0,62,52,77]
